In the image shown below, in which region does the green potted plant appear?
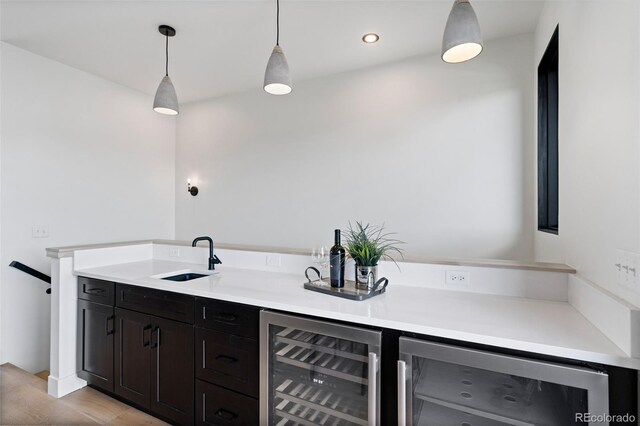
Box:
[344,221,404,289]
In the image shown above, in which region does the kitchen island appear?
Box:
[46,240,640,424]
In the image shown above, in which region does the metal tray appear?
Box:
[303,267,388,301]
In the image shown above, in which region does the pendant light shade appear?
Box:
[154,25,179,115]
[264,0,292,95]
[264,45,292,95]
[442,0,483,64]
[154,75,179,115]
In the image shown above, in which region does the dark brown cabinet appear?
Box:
[150,315,195,425]
[78,276,115,306]
[195,298,258,338]
[77,298,114,392]
[78,278,260,425]
[195,328,258,398]
[114,307,152,408]
[195,298,260,426]
[195,380,259,426]
[117,283,195,324]
[114,286,195,425]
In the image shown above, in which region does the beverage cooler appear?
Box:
[260,311,382,425]
[398,337,610,426]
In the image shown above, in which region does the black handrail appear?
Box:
[9,261,52,294]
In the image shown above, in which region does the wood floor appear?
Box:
[0,363,169,425]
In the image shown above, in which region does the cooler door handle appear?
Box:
[398,360,407,426]
[368,352,378,426]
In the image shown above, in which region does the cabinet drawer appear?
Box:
[78,277,115,306]
[116,284,195,324]
[195,298,259,339]
[196,328,258,397]
[196,380,258,426]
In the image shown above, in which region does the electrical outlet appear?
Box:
[266,255,282,267]
[169,248,180,257]
[31,225,49,238]
[446,270,470,285]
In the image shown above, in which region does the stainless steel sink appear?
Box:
[161,272,210,282]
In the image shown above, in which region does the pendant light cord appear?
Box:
[165,34,169,76]
[276,0,280,46]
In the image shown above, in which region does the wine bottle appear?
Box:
[330,229,345,288]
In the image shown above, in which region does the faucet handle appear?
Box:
[208,255,222,270]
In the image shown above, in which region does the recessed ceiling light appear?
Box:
[362,33,380,44]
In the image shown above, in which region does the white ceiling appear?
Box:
[0,0,545,103]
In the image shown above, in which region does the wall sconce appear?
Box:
[187,178,198,196]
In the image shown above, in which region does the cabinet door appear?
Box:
[114,307,152,408]
[77,299,114,392]
[150,316,195,425]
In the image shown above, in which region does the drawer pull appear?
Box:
[214,408,238,422]
[85,288,105,294]
[215,354,238,364]
[210,312,238,324]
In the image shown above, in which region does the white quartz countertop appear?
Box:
[75,259,640,370]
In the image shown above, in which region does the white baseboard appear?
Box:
[47,374,86,398]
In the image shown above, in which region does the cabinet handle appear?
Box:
[202,393,206,423]
[215,354,238,364]
[368,352,378,426]
[211,312,238,324]
[202,340,206,368]
[142,325,152,347]
[105,315,115,335]
[85,287,105,294]
[397,360,407,426]
[214,408,238,422]
[150,327,160,348]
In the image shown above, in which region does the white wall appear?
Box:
[534,0,640,307]
[175,34,535,261]
[0,43,176,372]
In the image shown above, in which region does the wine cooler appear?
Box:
[398,337,610,426]
[260,311,382,426]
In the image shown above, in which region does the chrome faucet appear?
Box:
[191,236,222,270]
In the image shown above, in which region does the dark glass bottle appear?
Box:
[330,229,345,288]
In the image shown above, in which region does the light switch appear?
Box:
[616,249,640,291]
[32,225,49,238]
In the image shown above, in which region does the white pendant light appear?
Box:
[264,0,292,95]
[442,0,483,64]
[154,25,179,115]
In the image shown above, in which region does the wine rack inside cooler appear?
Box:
[263,313,381,426]
[411,357,588,425]
[399,338,610,426]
